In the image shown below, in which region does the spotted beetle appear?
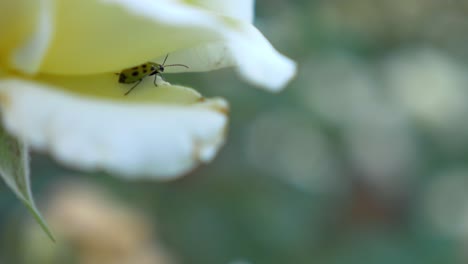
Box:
[117,54,188,95]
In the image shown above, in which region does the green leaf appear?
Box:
[0,124,55,242]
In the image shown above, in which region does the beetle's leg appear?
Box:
[153,73,164,87]
[124,80,142,96]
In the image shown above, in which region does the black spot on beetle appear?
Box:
[143,70,148,73]
[132,71,139,76]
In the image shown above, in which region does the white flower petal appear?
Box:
[157,22,297,91]
[0,79,228,179]
[223,22,297,91]
[187,0,255,23]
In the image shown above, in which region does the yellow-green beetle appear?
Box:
[117,54,189,95]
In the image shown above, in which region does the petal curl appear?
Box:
[0,79,228,179]
[10,0,53,74]
[166,22,297,91]
[187,0,255,23]
[0,0,51,70]
[217,21,297,91]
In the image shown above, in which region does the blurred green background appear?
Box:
[4,0,468,263]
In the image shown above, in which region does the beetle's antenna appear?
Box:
[162,54,169,65]
[164,64,189,68]
[157,54,188,68]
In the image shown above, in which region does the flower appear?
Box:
[0,0,296,179]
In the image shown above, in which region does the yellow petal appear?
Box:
[40,0,224,74]
[36,73,204,104]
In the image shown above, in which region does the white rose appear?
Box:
[0,0,296,179]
